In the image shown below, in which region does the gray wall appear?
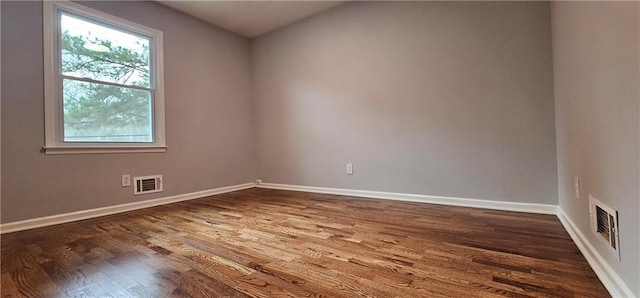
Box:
[252,1,558,204]
[1,1,255,223]
[551,2,640,295]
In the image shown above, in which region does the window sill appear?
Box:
[43,145,167,155]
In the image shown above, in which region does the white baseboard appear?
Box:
[557,208,635,298]
[2,181,632,297]
[256,183,558,215]
[0,182,255,234]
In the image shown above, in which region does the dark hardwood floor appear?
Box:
[1,188,609,297]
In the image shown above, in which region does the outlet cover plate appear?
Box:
[122,175,131,187]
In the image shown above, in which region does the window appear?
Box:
[43,1,166,154]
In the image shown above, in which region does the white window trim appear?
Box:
[43,0,166,155]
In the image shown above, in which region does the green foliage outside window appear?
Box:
[60,17,153,143]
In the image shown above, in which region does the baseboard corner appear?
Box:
[556,208,636,298]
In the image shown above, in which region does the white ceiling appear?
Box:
[157,1,347,38]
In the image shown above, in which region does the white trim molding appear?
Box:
[0,183,254,234]
[255,183,558,215]
[43,145,168,155]
[557,208,635,298]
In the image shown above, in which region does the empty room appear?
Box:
[1,0,638,297]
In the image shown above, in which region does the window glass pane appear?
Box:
[60,13,150,87]
[63,78,153,143]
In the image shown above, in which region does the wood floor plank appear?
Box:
[0,272,24,298]
[1,188,610,297]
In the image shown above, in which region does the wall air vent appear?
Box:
[589,195,620,260]
[134,175,163,195]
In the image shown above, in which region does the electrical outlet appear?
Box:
[122,174,131,187]
[346,163,353,175]
[574,177,580,200]
[255,179,263,185]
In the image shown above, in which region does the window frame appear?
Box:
[43,0,166,154]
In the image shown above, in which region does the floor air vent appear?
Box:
[589,195,620,260]
[134,175,163,195]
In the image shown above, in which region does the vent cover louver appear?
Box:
[134,175,163,195]
[589,195,620,260]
